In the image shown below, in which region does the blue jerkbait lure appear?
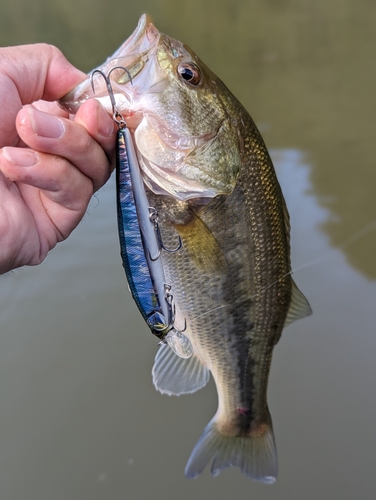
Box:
[116,126,192,358]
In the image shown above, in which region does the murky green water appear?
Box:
[1,1,375,499]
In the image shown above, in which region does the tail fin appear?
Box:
[185,416,277,483]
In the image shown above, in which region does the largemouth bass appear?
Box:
[60,14,311,483]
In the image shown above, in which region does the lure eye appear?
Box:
[177,62,201,85]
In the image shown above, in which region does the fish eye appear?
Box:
[177,62,201,85]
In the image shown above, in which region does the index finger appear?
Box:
[0,44,86,147]
[0,44,85,104]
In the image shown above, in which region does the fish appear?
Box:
[59,14,312,483]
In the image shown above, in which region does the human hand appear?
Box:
[0,44,116,274]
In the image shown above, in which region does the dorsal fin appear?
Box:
[284,279,312,328]
[152,344,210,396]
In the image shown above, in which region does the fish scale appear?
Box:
[143,131,290,479]
[148,139,287,424]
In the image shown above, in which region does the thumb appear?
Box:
[0,43,86,104]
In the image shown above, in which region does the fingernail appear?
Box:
[28,107,65,139]
[2,147,38,167]
[96,101,114,137]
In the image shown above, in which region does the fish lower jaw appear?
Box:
[123,113,143,130]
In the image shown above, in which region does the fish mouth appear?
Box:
[59,13,158,125]
[59,15,236,201]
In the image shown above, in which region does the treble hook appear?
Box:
[148,248,161,262]
[163,283,187,334]
[148,207,182,259]
[90,65,133,126]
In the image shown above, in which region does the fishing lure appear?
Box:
[91,68,192,358]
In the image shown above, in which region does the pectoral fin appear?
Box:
[174,213,227,275]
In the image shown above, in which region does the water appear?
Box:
[1,1,375,499]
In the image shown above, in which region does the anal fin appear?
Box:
[152,343,210,396]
